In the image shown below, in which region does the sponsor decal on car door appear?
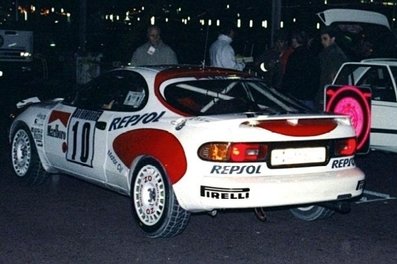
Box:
[66,109,102,167]
[45,106,112,182]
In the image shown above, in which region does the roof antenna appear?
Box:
[202,25,210,69]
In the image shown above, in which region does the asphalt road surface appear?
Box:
[1,109,397,264]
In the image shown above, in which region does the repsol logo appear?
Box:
[331,158,355,169]
[200,186,250,199]
[210,165,262,175]
[108,111,165,131]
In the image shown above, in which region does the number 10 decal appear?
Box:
[67,109,102,167]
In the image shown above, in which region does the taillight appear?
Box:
[198,142,268,162]
[334,138,357,156]
[198,143,229,161]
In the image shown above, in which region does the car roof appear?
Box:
[120,65,252,82]
[317,8,390,29]
[341,58,397,67]
[360,58,397,65]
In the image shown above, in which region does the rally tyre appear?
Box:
[289,205,335,221]
[11,125,48,185]
[131,158,190,238]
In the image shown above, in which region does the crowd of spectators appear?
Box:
[126,23,349,111]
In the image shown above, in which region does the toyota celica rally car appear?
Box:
[9,65,365,238]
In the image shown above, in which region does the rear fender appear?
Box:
[113,129,187,185]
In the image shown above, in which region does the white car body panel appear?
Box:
[370,101,397,152]
[317,8,390,29]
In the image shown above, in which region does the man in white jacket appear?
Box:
[209,25,245,71]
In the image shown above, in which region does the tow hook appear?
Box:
[254,207,267,222]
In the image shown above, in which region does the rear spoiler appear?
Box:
[16,97,41,109]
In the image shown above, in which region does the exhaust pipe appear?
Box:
[321,201,351,214]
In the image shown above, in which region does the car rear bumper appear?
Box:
[173,167,365,212]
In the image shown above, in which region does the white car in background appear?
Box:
[318,9,397,153]
[325,59,397,154]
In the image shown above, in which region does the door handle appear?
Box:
[96,121,107,130]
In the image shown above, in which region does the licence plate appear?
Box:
[271,147,326,166]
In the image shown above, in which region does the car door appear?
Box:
[44,74,116,183]
[331,63,397,152]
[355,65,397,151]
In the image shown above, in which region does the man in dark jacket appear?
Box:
[317,27,348,108]
[282,30,320,110]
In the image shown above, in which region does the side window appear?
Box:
[357,66,396,102]
[333,65,360,85]
[102,71,149,112]
[70,71,149,111]
[72,76,114,109]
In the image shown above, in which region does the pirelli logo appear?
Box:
[200,186,250,200]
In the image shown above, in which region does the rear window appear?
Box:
[163,79,310,116]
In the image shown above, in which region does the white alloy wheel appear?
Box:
[131,158,190,238]
[10,126,47,185]
[133,164,166,226]
[11,129,32,177]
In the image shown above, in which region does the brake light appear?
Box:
[198,142,268,162]
[334,138,357,156]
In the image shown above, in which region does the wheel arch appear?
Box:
[127,155,155,192]
[9,120,55,173]
[113,129,188,186]
[9,120,26,143]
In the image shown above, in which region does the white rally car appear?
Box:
[9,66,365,238]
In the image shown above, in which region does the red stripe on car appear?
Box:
[113,129,187,184]
[256,119,337,136]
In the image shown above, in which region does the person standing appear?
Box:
[254,31,292,89]
[319,27,347,88]
[317,27,348,108]
[131,25,178,66]
[281,30,320,110]
[209,24,245,71]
